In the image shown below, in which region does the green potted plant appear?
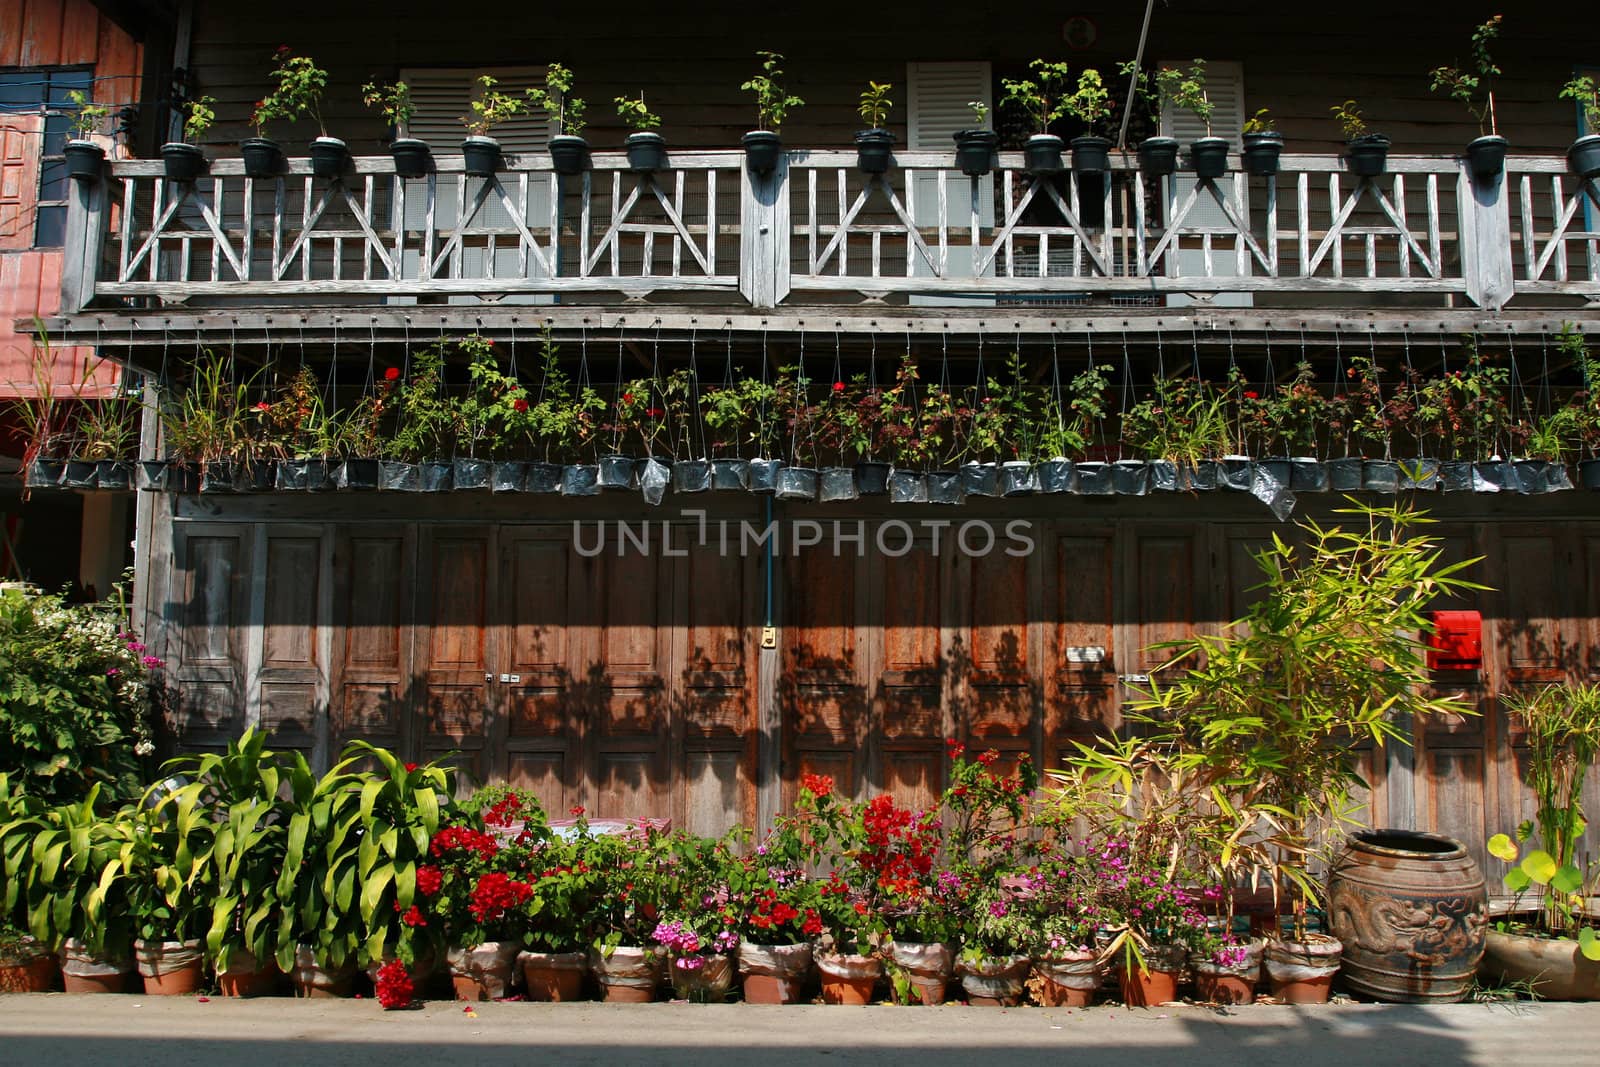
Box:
[615,92,666,172]
[514,826,597,1001]
[540,64,588,176]
[1429,15,1507,179]
[741,50,803,174]
[20,788,135,992]
[1240,107,1283,176]
[75,395,138,490]
[462,74,535,176]
[0,922,54,993]
[122,789,212,996]
[63,89,110,181]
[1559,74,1600,179]
[362,78,428,178]
[953,100,997,177]
[733,779,829,1003]
[1332,98,1390,177]
[1000,60,1070,173]
[1120,375,1229,490]
[581,822,670,1002]
[1063,68,1115,173]
[1120,60,1221,177]
[161,94,215,183]
[248,47,332,179]
[1480,682,1600,1000]
[854,80,895,173]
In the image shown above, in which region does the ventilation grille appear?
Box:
[400,67,551,152]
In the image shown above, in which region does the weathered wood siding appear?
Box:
[148,489,1600,870]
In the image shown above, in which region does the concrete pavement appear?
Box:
[0,994,1591,1066]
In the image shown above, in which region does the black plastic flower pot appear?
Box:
[161,142,206,183]
[419,461,454,492]
[747,458,783,493]
[561,464,600,497]
[855,461,890,496]
[1569,134,1600,180]
[240,137,284,180]
[625,132,668,173]
[1509,458,1550,495]
[165,463,200,493]
[854,128,894,174]
[1149,459,1179,492]
[1112,459,1150,496]
[1362,459,1401,494]
[92,460,131,490]
[672,459,712,494]
[25,457,64,490]
[137,460,167,491]
[1549,461,1575,492]
[1037,459,1074,493]
[1024,134,1064,175]
[711,458,749,491]
[1074,461,1113,495]
[198,463,233,494]
[818,467,858,502]
[380,461,421,492]
[1220,456,1253,492]
[1400,458,1441,491]
[639,457,671,505]
[1189,136,1230,179]
[64,140,105,182]
[888,470,928,504]
[1289,458,1329,493]
[952,129,998,176]
[490,461,526,492]
[301,458,336,491]
[1070,135,1113,175]
[1474,461,1507,492]
[598,454,638,490]
[742,130,782,175]
[548,135,589,176]
[309,136,348,179]
[1241,132,1284,177]
[1256,457,1292,488]
[775,467,818,501]
[1466,135,1508,181]
[275,459,309,491]
[335,458,380,491]
[1439,461,1474,493]
[1581,458,1600,491]
[925,470,965,505]
[525,462,562,494]
[234,459,277,492]
[1328,457,1365,491]
[390,138,432,179]
[60,459,96,489]
[451,460,486,492]
[1000,460,1039,496]
[462,136,501,177]
[961,463,1000,498]
[1345,134,1391,178]
[1137,136,1179,177]
[1188,459,1220,491]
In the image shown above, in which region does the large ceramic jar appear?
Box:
[1482,928,1600,1001]
[1328,829,1488,1003]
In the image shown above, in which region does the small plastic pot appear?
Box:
[1466,134,1508,181]
[742,130,783,174]
[1346,134,1391,178]
[1024,134,1064,174]
[309,136,348,179]
[1190,136,1230,179]
[461,135,501,177]
[1242,131,1284,176]
[161,142,206,183]
[390,138,432,179]
[1137,136,1179,177]
[64,140,105,181]
[240,137,283,180]
[625,132,668,173]
[855,128,895,174]
[1070,135,1113,174]
[1568,134,1600,180]
[548,134,589,176]
[855,461,890,495]
[953,128,998,176]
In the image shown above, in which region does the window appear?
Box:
[0,67,93,248]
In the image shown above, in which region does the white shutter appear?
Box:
[394,67,555,306]
[1158,60,1251,308]
[907,61,994,306]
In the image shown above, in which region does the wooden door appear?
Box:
[873,536,954,811]
[1047,526,1119,772]
[416,526,496,786]
[170,523,251,751]
[782,544,870,804]
[954,538,1041,779]
[330,525,415,761]
[252,526,326,760]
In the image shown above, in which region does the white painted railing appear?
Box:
[59,149,1600,313]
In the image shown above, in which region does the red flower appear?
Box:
[374,959,413,1010]
[253,401,272,412]
[404,762,418,772]
[384,366,401,381]
[801,772,834,798]
[512,398,529,413]
[623,392,634,404]
[832,381,845,393]
[401,904,427,927]
[1243,391,1259,400]
[646,407,664,418]
[977,749,999,767]
[569,805,585,817]
[415,865,443,896]
[468,871,534,924]
[945,738,965,759]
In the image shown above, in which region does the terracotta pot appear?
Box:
[957,952,1030,1007]
[1191,939,1264,1005]
[1118,943,1186,1007]
[1328,829,1487,1003]
[0,937,55,992]
[816,951,881,1005]
[739,942,813,1004]
[1483,928,1600,1001]
[365,949,438,990]
[519,950,587,1001]
[1264,935,1342,1004]
[291,945,355,998]
[135,939,205,995]
[448,941,521,1001]
[889,941,953,1005]
[217,962,276,998]
[60,938,132,994]
[590,944,662,1003]
[1035,950,1102,1007]
[668,952,736,1001]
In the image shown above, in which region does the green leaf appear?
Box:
[1552,864,1585,895]
[1487,833,1518,862]
[1580,927,1600,963]
[1521,850,1558,885]
[1503,868,1532,893]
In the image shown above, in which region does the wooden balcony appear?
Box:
[56,148,1600,324]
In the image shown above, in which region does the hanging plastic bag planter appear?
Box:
[672,460,712,494]
[137,460,168,492]
[818,468,858,502]
[1545,461,1574,492]
[961,463,1000,498]
[561,464,601,496]
[1438,461,1473,492]
[276,458,332,491]
[1362,459,1401,494]
[1508,459,1551,495]
[639,457,671,505]
[855,461,890,495]
[1219,456,1253,492]
[419,461,454,492]
[888,470,928,503]
[234,459,276,492]
[95,461,134,491]
[1073,461,1113,495]
[1112,460,1149,496]
[64,459,99,489]
[380,461,421,492]
[1037,459,1074,494]
[198,462,234,493]
[598,454,638,490]
[711,459,749,491]
[453,458,492,490]
[747,458,783,493]
[1473,462,1506,492]
[999,461,1039,496]
[1188,460,1220,491]
[1149,460,1179,492]
[775,467,818,501]
[1327,457,1364,491]
[926,470,965,505]
[1250,464,1298,522]
[1399,458,1440,492]
[1290,458,1330,492]
[491,462,527,493]
[525,462,563,494]
[1256,458,1292,488]
[335,459,380,491]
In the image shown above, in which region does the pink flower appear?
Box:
[141,655,165,669]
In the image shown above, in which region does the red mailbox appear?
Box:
[1427,610,1482,671]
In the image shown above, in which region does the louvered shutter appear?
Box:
[396,67,554,304]
[1158,60,1250,307]
[907,61,994,304]
[0,114,42,250]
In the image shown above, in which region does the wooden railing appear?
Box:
[59,148,1600,313]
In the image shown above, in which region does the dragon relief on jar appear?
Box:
[1329,886,1488,965]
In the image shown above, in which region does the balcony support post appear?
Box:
[59,170,108,313]
[739,154,791,309]
[1458,161,1513,311]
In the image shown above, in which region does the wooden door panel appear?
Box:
[418,529,493,785]
[1417,747,1489,875]
[173,527,249,746]
[1129,532,1199,671]
[587,550,672,819]
[783,548,868,803]
[1498,531,1574,681]
[256,531,323,752]
[878,546,948,809]
[333,529,412,756]
[1051,532,1117,756]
